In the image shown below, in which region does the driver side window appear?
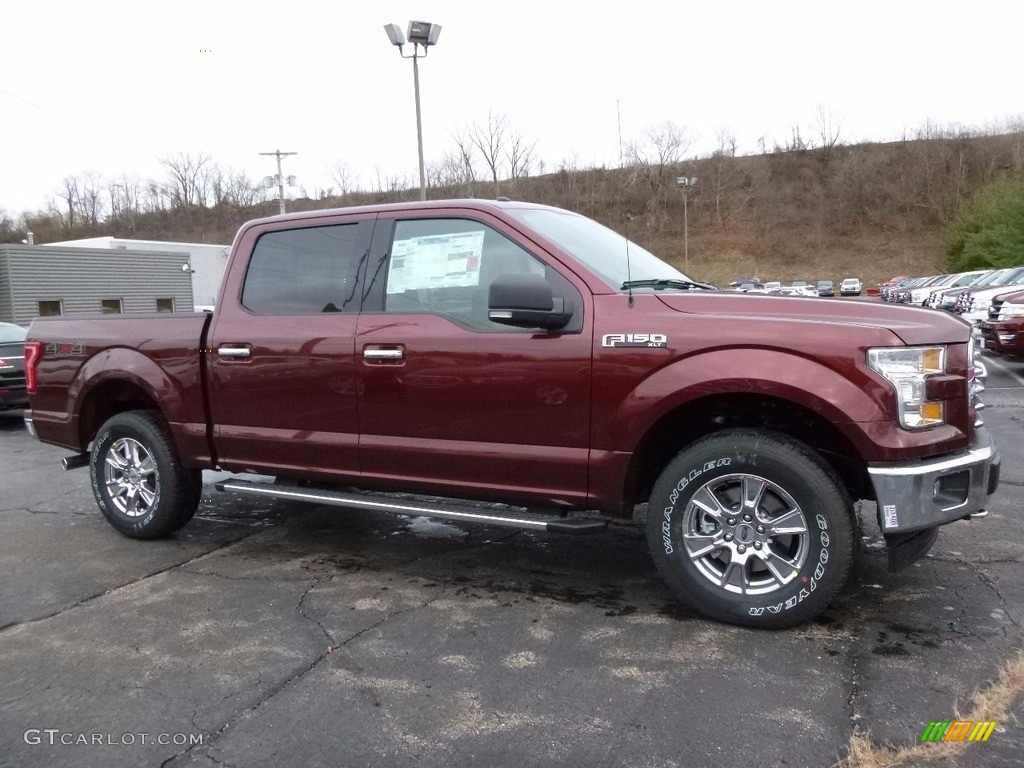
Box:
[384,218,549,330]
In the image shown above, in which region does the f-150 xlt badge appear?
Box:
[602,333,668,348]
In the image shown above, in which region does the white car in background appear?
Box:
[840,278,861,296]
[778,281,817,297]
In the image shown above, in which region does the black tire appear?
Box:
[647,429,853,629]
[89,410,202,539]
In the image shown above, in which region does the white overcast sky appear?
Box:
[1,0,1021,217]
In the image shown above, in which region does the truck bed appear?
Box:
[27,312,213,462]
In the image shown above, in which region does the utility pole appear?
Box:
[676,176,698,274]
[617,99,623,168]
[259,149,297,214]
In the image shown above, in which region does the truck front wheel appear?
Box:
[89,410,201,539]
[647,429,853,628]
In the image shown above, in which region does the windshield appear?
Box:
[506,208,692,290]
[0,324,28,343]
[992,267,1024,286]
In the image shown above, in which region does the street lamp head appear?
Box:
[407,20,441,47]
[383,23,406,47]
[676,176,698,188]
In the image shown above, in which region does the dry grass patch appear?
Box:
[838,648,1024,767]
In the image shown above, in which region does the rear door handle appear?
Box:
[363,345,405,363]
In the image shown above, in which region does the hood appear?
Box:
[655,293,971,346]
[994,288,1024,304]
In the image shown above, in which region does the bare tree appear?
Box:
[454,132,478,195]
[505,128,538,185]
[79,171,105,226]
[709,127,749,226]
[207,164,261,208]
[160,152,211,208]
[53,175,81,230]
[428,151,476,194]
[469,110,509,196]
[108,174,145,232]
[625,120,694,191]
[813,104,843,150]
[781,125,811,152]
[326,159,360,201]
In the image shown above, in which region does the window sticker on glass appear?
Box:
[387,230,485,294]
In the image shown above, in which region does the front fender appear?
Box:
[598,348,962,460]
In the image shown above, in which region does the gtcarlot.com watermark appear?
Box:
[24,729,203,747]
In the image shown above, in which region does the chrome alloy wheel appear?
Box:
[103,437,160,517]
[681,473,810,595]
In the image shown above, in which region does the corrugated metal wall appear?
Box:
[0,251,12,323]
[0,245,195,326]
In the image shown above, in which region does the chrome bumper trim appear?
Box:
[868,428,1000,534]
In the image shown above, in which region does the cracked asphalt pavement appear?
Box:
[1,358,1022,768]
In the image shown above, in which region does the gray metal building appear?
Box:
[44,237,230,310]
[0,244,195,326]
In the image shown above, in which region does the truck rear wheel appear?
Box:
[647,429,853,629]
[89,410,202,539]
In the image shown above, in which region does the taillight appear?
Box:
[24,341,43,394]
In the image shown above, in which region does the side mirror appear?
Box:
[488,272,574,331]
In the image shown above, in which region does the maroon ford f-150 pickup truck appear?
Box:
[23,200,1000,627]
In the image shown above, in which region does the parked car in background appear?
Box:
[0,322,29,411]
[840,278,862,296]
[764,281,783,293]
[909,273,967,306]
[892,276,938,303]
[730,277,764,290]
[777,282,817,297]
[733,282,768,293]
[817,280,835,297]
[882,276,923,302]
[925,270,994,309]
[955,267,1024,323]
[980,288,1024,358]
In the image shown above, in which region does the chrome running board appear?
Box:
[216,479,608,535]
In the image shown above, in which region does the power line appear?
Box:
[0,87,78,125]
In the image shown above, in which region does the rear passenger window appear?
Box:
[242,224,362,314]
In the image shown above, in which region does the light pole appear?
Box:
[676,176,698,274]
[259,149,297,215]
[384,20,442,201]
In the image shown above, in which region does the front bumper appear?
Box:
[979,320,1024,357]
[868,426,1000,535]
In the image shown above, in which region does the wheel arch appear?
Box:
[68,346,203,452]
[622,392,872,513]
[77,379,164,451]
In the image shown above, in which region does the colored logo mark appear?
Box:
[920,720,997,742]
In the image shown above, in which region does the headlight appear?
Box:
[867,346,946,429]
[1002,302,1024,318]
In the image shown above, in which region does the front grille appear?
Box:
[970,356,987,427]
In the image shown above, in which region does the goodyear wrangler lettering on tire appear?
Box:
[664,458,732,554]
[646,429,853,629]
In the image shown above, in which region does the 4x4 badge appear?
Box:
[602,333,668,348]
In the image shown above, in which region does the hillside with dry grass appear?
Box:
[5,130,1024,288]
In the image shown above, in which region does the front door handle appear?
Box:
[218,345,252,359]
